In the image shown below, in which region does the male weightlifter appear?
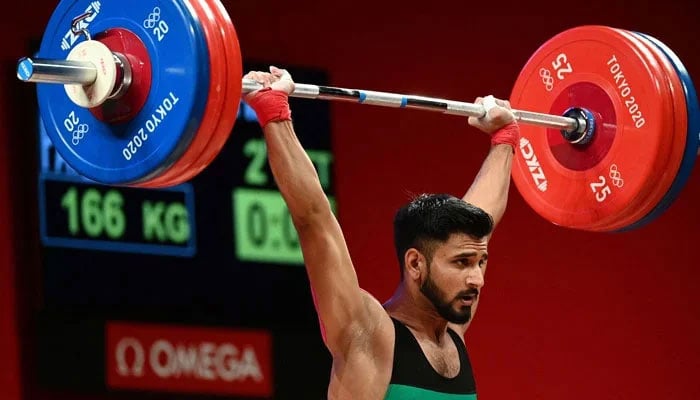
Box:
[243,66,519,399]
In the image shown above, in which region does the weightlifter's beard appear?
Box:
[420,272,478,324]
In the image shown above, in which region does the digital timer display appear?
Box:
[232,138,334,265]
[233,188,336,264]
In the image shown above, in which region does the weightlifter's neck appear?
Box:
[384,284,450,344]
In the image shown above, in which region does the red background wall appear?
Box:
[2,0,700,399]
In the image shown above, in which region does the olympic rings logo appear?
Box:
[143,7,161,29]
[609,164,624,188]
[72,124,89,146]
[539,68,554,92]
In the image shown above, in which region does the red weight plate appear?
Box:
[91,28,152,123]
[510,25,675,231]
[593,29,688,231]
[155,0,242,187]
[137,0,228,188]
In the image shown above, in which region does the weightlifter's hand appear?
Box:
[242,66,295,127]
[243,66,295,98]
[468,95,520,151]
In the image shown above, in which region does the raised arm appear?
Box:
[447,97,520,337]
[242,67,368,356]
[463,96,520,230]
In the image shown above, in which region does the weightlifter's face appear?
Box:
[419,233,487,324]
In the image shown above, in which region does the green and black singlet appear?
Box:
[383,317,477,400]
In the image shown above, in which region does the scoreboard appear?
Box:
[40,173,197,257]
[34,64,335,398]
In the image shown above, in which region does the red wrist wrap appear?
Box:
[490,121,520,151]
[245,87,292,128]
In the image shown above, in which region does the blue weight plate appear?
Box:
[36,0,210,185]
[621,31,700,231]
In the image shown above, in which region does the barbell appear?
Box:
[16,0,699,233]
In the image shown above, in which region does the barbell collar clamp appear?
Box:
[17,50,132,107]
[561,107,595,145]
